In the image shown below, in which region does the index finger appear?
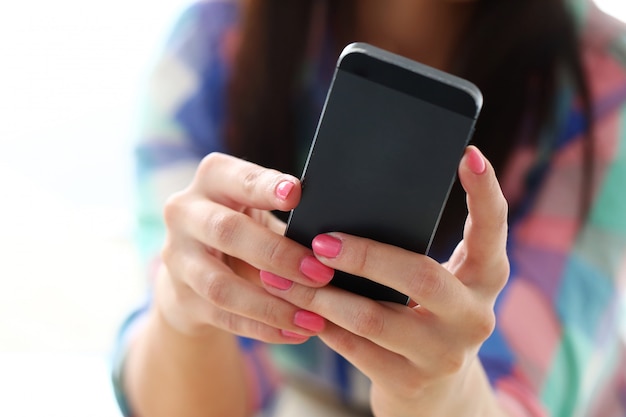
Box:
[193,152,301,212]
[457,146,509,267]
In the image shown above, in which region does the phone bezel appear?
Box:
[338,43,482,119]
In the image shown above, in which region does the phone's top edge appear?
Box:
[338,42,483,118]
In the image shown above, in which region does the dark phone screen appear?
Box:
[286,69,476,303]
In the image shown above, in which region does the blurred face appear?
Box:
[355,0,478,69]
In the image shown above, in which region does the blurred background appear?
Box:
[0,0,191,415]
[0,0,624,416]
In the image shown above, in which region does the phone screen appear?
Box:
[285,45,480,304]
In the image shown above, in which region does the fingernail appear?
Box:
[300,255,334,284]
[294,310,325,332]
[281,330,308,340]
[260,271,293,290]
[467,147,486,175]
[276,180,295,201]
[312,234,342,258]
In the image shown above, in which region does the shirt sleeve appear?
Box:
[112,2,281,415]
[479,23,626,415]
[135,0,238,268]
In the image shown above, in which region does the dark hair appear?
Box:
[225,0,592,255]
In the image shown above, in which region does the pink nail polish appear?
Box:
[467,147,486,175]
[300,255,334,284]
[260,271,293,290]
[276,180,295,201]
[281,330,308,340]
[294,310,325,332]
[312,234,342,258]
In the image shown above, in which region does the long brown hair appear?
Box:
[225,0,592,255]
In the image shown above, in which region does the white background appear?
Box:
[0,0,191,415]
[0,1,624,416]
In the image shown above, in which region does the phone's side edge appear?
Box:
[284,68,341,235]
[423,121,479,257]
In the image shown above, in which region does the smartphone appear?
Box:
[285,43,482,304]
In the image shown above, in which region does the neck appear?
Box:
[355,0,476,71]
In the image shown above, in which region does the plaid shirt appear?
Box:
[115,1,626,415]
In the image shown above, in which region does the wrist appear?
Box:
[111,305,151,416]
[458,359,510,417]
[419,358,508,417]
[371,358,510,417]
[124,302,249,417]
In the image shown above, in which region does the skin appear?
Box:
[125,148,511,417]
[262,147,510,416]
[355,0,477,70]
[124,1,514,416]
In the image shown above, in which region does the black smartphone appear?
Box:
[285,43,482,304]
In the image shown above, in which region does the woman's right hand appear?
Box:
[155,152,334,343]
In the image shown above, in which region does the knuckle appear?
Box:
[406,261,444,301]
[252,321,281,344]
[212,308,234,332]
[263,236,286,266]
[352,305,385,337]
[241,166,263,195]
[159,236,180,279]
[160,239,191,289]
[207,211,242,248]
[473,309,497,342]
[482,173,508,216]
[221,310,240,334]
[493,191,509,227]
[459,302,496,344]
[160,237,175,266]
[259,300,280,325]
[475,255,510,292]
[495,258,511,289]
[197,152,224,178]
[199,272,230,307]
[162,191,186,228]
[331,330,358,356]
[352,240,376,278]
[297,286,318,310]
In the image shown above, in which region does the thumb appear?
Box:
[456,146,509,280]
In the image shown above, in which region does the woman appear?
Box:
[113,0,626,416]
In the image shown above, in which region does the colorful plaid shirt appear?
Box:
[114,1,626,416]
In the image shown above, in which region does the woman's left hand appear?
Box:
[260,146,510,417]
